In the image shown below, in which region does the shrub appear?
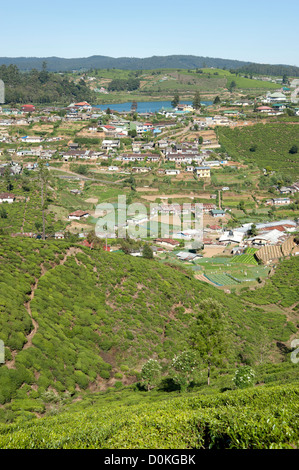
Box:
[233,366,256,389]
[99,370,110,380]
[114,381,123,389]
[171,351,199,392]
[141,359,162,391]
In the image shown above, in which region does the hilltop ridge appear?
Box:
[0,54,298,75]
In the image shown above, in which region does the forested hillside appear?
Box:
[1,54,298,75]
[0,55,252,72]
[238,63,299,77]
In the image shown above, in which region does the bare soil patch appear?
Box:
[85,197,98,203]
[68,221,93,232]
[201,246,227,257]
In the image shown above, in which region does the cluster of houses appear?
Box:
[0,99,228,182]
[194,115,235,128]
[0,161,22,176]
[256,90,299,115]
[265,197,292,206]
[278,182,299,195]
[205,219,298,252]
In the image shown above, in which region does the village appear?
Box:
[0,81,299,291]
[2,0,299,448]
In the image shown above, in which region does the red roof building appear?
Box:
[68,210,89,220]
[74,102,91,107]
[22,105,35,112]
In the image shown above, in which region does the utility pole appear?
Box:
[38,162,49,241]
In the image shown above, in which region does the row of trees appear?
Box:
[171,91,201,109]
[171,92,221,109]
[141,354,256,392]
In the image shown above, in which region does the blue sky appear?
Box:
[1,0,299,65]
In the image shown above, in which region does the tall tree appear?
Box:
[39,61,49,84]
[192,91,201,110]
[4,167,13,191]
[141,359,162,391]
[248,223,258,236]
[190,299,229,385]
[142,244,153,259]
[171,351,199,392]
[171,92,180,108]
[228,80,237,92]
[282,74,288,85]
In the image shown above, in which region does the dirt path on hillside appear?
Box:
[22,264,46,351]
[5,247,83,369]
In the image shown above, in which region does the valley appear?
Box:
[0,62,298,450]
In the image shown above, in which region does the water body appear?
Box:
[94,100,212,113]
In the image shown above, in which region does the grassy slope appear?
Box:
[89,68,281,103]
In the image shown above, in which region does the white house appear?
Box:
[54,232,65,239]
[164,169,180,175]
[102,139,120,150]
[265,92,287,103]
[0,192,15,203]
[185,166,194,172]
[218,230,244,244]
[68,210,89,220]
[21,135,44,143]
[131,167,151,173]
[272,197,291,206]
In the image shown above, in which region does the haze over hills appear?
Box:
[0,54,299,76]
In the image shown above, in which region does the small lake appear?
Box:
[94,100,212,113]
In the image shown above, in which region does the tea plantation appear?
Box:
[0,385,298,449]
[217,123,299,180]
[0,237,298,448]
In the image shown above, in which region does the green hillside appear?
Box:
[0,237,298,443]
[91,68,280,104]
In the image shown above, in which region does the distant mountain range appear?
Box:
[0,55,299,76]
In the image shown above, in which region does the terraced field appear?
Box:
[231,254,258,265]
[204,272,240,286]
